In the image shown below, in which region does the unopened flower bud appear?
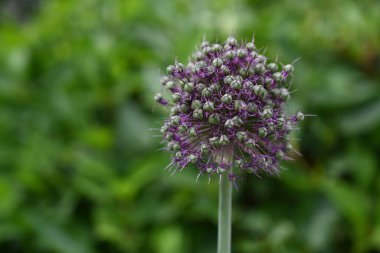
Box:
[155,93,168,105]
[268,133,276,141]
[176,63,184,70]
[267,63,278,72]
[213,58,223,67]
[234,159,243,167]
[277,117,285,126]
[239,67,248,77]
[182,91,191,101]
[266,100,274,108]
[193,51,204,60]
[258,127,268,137]
[226,37,237,46]
[201,40,209,48]
[160,125,168,134]
[193,109,203,119]
[276,150,284,159]
[246,42,256,50]
[245,139,256,148]
[172,93,181,102]
[179,80,186,88]
[261,107,273,119]
[283,64,294,72]
[154,93,163,101]
[188,154,198,163]
[224,50,236,60]
[171,115,181,125]
[235,75,243,82]
[210,83,221,91]
[212,43,222,51]
[208,114,221,125]
[271,88,281,97]
[221,94,233,104]
[202,88,212,97]
[273,72,283,82]
[166,80,174,89]
[200,144,209,154]
[254,63,265,74]
[167,65,175,74]
[230,80,242,89]
[236,131,248,142]
[279,88,290,100]
[168,142,180,151]
[209,136,219,146]
[188,127,197,137]
[247,167,256,174]
[256,55,266,64]
[161,76,169,85]
[224,75,234,84]
[232,116,243,126]
[196,83,206,91]
[267,121,275,131]
[253,85,267,98]
[217,167,226,174]
[296,111,304,121]
[191,100,202,109]
[284,121,293,131]
[221,65,230,74]
[203,46,212,54]
[197,61,207,68]
[219,135,230,145]
[264,77,273,87]
[178,125,188,133]
[203,101,215,112]
[247,102,258,113]
[207,66,215,73]
[180,104,189,113]
[237,49,247,58]
[170,105,180,114]
[165,132,173,140]
[235,100,247,111]
[225,119,234,128]
[184,82,194,92]
[244,81,254,90]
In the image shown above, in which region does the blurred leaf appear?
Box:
[340,99,380,135]
[25,211,93,253]
[117,102,152,152]
[305,203,338,252]
[321,178,370,251]
[152,226,185,253]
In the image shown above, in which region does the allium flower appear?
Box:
[155,36,304,181]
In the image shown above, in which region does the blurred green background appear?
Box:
[0,0,379,252]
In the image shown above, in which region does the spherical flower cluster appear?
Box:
[155,36,304,180]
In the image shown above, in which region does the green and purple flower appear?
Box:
[155,36,303,181]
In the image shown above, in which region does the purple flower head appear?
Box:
[155,36,304,180]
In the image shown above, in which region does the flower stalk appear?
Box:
[217,173,232,253]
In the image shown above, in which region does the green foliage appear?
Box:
[0,0,379,252]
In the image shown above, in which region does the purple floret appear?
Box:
[155,36,304,180]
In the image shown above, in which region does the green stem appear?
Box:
[217,173,232,253]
